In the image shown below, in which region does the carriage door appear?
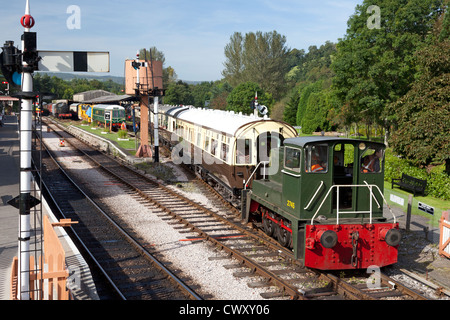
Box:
[332,143,356,211]
[256,132,283,179]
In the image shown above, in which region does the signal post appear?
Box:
[124,54,163,161]
[1,0,110,299]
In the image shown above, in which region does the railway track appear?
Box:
[33,128,201,300]
[39,119,431,300]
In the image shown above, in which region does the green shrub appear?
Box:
[118,130,128,139]
[384,149,450,200]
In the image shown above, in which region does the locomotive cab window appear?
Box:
[305,144,328,173]
[284,147,301,172]
[333,144,354,176]
[360,146,384,173]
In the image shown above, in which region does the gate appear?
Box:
[10,216,75,300]
[439,211,450,259]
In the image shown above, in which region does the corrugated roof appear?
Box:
[72,89,133,104]
[73,90,114,102]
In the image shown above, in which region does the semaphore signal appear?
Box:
[3,0,110,300]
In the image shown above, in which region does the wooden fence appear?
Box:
[10,216,76,300]
[439,211,450,259]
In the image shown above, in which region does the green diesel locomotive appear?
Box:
[242,136,401,270]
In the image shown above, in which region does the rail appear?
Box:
[310,182,397,225]
[244,161,269,190]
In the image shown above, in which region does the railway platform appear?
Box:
[0,115,99,300]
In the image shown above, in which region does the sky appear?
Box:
[0,0,362,82]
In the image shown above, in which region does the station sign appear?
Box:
[418,202,434,215]
[104,111,111,120]
[389,194,405,206]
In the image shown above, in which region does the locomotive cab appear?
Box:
[246,137,400,270]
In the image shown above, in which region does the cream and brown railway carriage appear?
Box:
[157,106,297,203]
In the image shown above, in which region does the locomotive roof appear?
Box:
[165,106,283,136]
[284,136,386,148]
[92,104,125,110]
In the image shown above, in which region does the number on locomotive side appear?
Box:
[287,200,295,209]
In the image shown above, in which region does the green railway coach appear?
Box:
[91,104,126,128]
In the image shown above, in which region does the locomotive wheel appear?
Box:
[276,225,292,248]
[262,214,275,237]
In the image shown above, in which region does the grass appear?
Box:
[135,162,176,181]
[72,123,138,151]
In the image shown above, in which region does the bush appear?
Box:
[384,149,450,200]
[118,130,128,139]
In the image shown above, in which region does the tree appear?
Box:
[388,7,450,174]
[139,47,165,65]
[295,80,324,127]
[282,43,336,127]
[139,47,177,88]
[226,82,272,116]
[164,80,194,105]
[331,0,444,139]
[305,89,340,134]
[209,80,233,110]
[222,32,244,87]
[190,81,213,108]
[222,31,290,100]
[282,85,304,125]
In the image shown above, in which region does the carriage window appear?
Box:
[284,147,301,172]
[204,137,210,152]
[211,138,217,156]
[221,143,229,162]
[236,138,252,164]
[305,144,328,173]
[361,146,384,173]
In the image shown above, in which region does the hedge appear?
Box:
[384,149,450,200]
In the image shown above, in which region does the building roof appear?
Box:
[73,90,113,102]
[73,90,133,103]
[0,96,19,101]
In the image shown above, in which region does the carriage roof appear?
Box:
[165,106,291,136]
